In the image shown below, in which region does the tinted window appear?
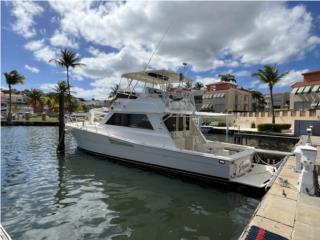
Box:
[106,114,153,130]
[163,115,190,132]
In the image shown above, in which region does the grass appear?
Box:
[8,117,59,123]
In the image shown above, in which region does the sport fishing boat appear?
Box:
[67,70,281,189]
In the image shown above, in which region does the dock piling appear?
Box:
[57,91,65,154]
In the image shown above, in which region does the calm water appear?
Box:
[1,127,260,240]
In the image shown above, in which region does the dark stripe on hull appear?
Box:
[78,147,267,196]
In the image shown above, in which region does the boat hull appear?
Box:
[71,128,231,181]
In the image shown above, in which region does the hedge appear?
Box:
[218,122,226,127]
[257,123,291,132]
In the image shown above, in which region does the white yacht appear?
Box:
[67,70,279,189]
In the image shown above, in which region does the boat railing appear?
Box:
[163,91,196,112]
[67,109,107,133]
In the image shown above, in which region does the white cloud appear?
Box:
[195,76,220,86]
[24,39,57,62]
[279,69,309,87]
[24,64,40,73]
[230,5,317,64]
[48,1,319,71]
[233,70,251,77]
[10,1,43,38]
[71,86,110,100]
[39,83,56,92]
[49,31,79,49]
[24,39,44,51]
[20,2,319,98]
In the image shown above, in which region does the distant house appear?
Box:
[0,89,29,112]
[290,70,320,110]
[249,90,266,112]
[264,92,290,110]
[78,98,107,110]
[202,81,252,112]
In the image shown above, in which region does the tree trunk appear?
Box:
[270,86,275,124]
[7,85,12,123]
[66,67,72,114]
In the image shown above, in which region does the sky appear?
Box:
[1,1,320,100]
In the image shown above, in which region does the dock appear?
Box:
[239,136,320,240]
[0,225,12,240]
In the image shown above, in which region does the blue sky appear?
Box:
[1,1,320,99]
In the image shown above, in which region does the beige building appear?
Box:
[1,89,29,110]
[264,92,290,110]
[202,81,252,112]
[192,89,204,111]
[290,70,320,110]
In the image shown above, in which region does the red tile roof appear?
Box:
[302,70,320,76]
[206,81,236,86]
[292,80,320,88]
[205,89,228,94]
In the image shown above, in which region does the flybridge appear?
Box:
[121,70,192,84]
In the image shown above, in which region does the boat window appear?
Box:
[106,113,153,129]
[163,115,190,132]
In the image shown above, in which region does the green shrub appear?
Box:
[202,119,211,125]
[257,123,291,132]
[218,122,226,127]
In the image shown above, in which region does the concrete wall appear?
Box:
[233,110,320,131]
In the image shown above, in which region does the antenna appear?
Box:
[131,23,171,92]
[143,24,171,71]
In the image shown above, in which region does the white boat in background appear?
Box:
[67,70,280,189]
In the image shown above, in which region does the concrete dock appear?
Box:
[239,136,320,240]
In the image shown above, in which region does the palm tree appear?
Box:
[252,65,288,124]
[3,70,25,122]
[27,89,44,113]
[218,74,236,83]
[49,49,84,113]
[185,81,192,89]
[54,81,69,95]
[193,82,204,90]
[109,84,119,98]
[54,80,71,111]
[45,94,59,113]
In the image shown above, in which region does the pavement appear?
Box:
[239,136,320,240]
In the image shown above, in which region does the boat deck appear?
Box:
[239,136,320,240]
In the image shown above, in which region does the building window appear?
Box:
[106,113,153,130]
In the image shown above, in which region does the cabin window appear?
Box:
[106,113,153,130]
[163,115,190,132]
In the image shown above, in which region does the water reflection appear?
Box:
[2,127,259,240]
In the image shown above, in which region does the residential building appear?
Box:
[1,89,29,111]
[201,81,252,112]
[191,89,204,111]
[251,91,266,112]
[264,92,290,110]
[78,99,107,110]
[290,70,320,110]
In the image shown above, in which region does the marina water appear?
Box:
[2,127,268,239]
